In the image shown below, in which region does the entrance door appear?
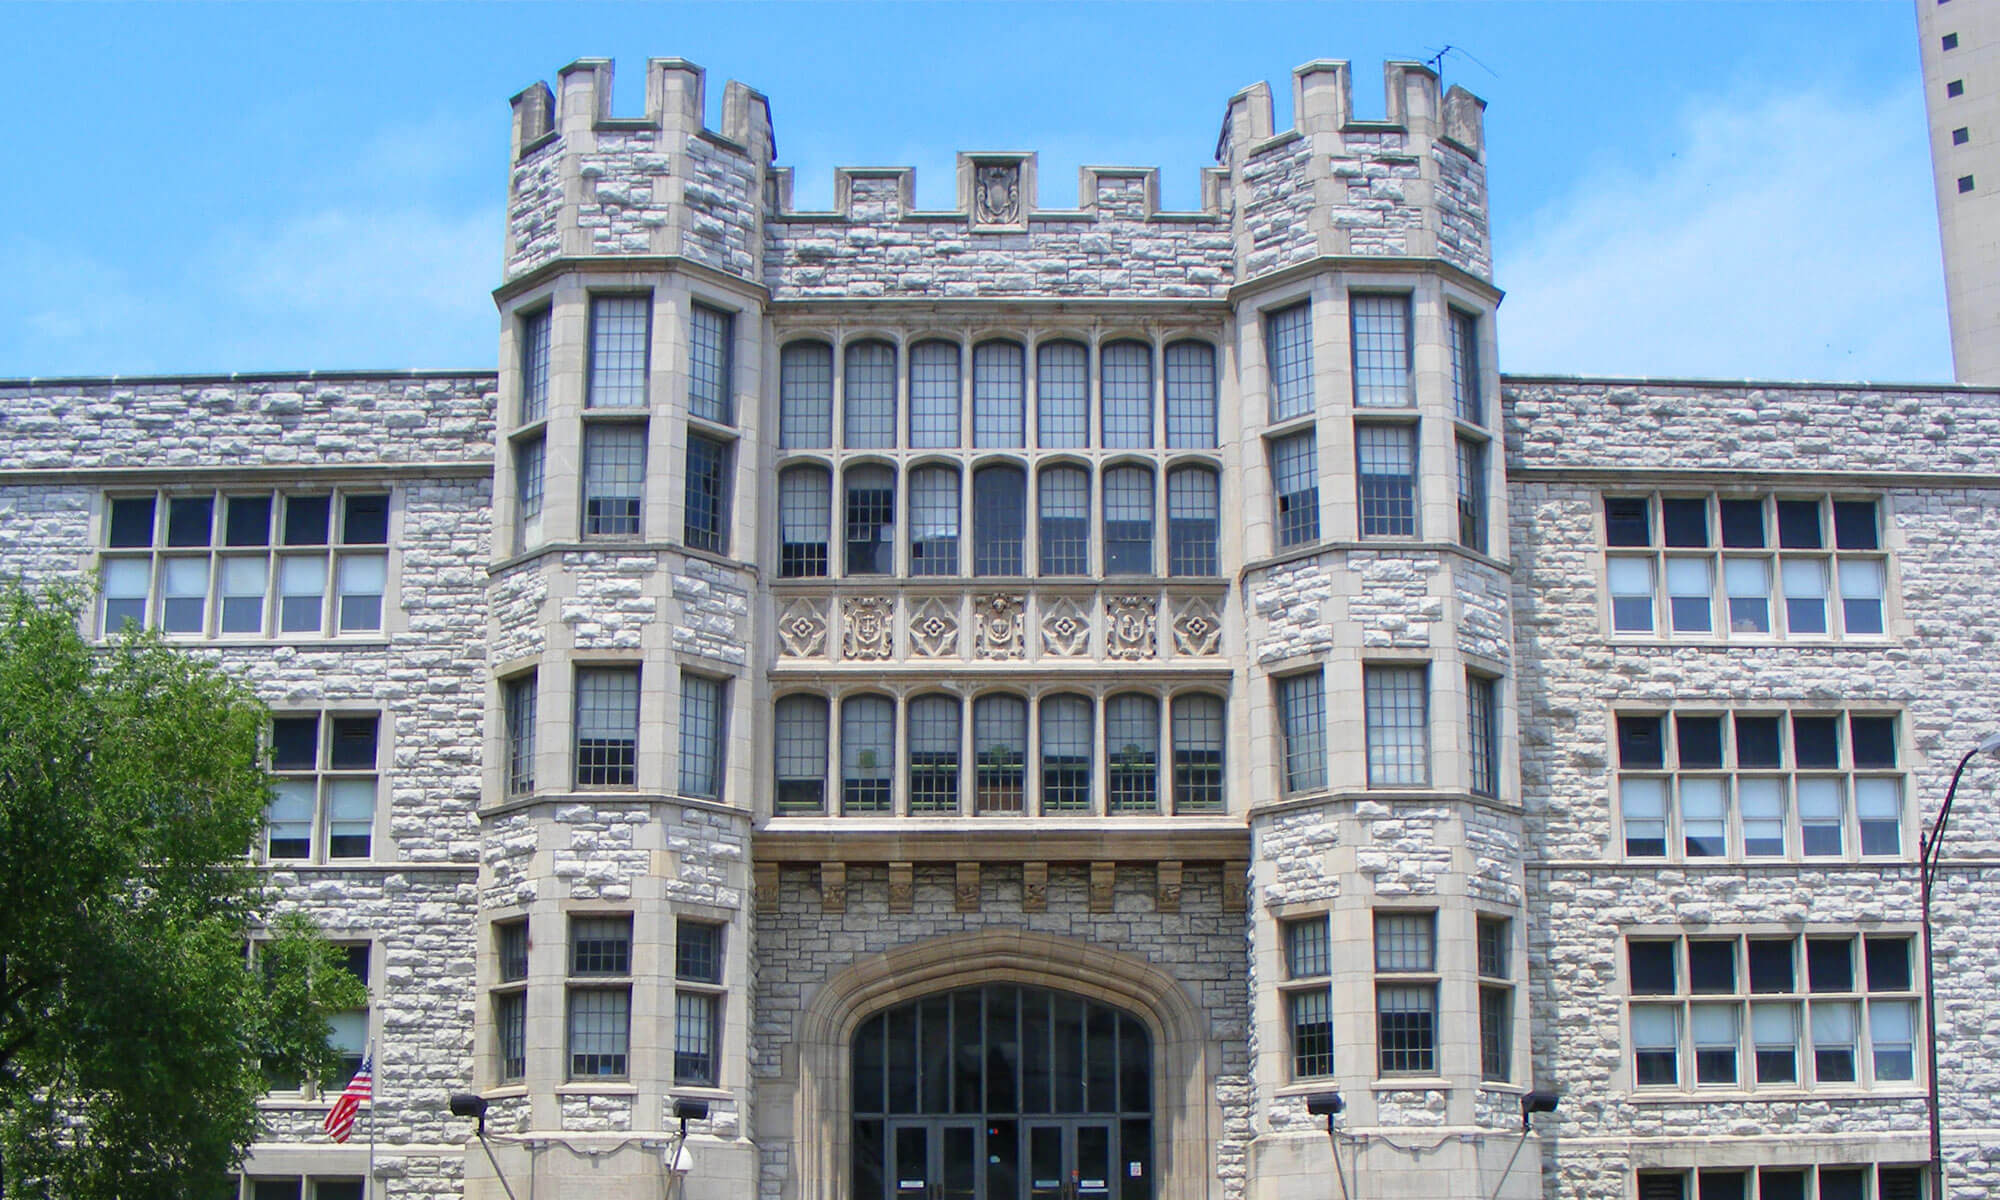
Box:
[1022,1120,1118,1200]
[888,1120,981,1200]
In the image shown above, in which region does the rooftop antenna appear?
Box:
[1418,44,1502,85]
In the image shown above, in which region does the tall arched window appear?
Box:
[844,341,897,449]
[1166,466,1219,577]
[908,695,961,814]
[909,341,961,448]
[774,694,829,813]
[845,466,896,576]
[1106,693,1160,813]
[779,341,834,449]
[1103,466,1155,576]
[1101,341,1154,449]
[1036,341,1089,448]
[778,466,830,578]
[841,695,894,814]
[973,464,1027,576]
[909,466,960,576]
[1163,341,1217,449]
[973,694,1028,813]
[1039,694,1093,813]
[1038,467,1090,576]
[1171,694,1224,812]
[973,341,1026,448]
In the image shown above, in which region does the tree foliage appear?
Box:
[0,583,364,1199]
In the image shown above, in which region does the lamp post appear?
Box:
[448,1093,521,1200]
[1304,1091,1350,1200]
[1919,731,2000,1200]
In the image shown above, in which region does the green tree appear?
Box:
[0,583,365,1199]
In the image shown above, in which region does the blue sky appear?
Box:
[0,1,1952,382]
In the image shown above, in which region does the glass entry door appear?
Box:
[1024,1121,1116,1200]
[878,1118,1130,1200]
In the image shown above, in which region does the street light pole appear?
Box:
[1919,732,2000,1200]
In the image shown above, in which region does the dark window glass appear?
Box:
[1760,1172,1807,1200]
[1866,936,1912,991]
[1676,715,1724,769]
[973,466,1027,577]
[1877,1169,1924,1200]
[225,496,273,546]
[1605,497,1652,547]
[845,467,895,575]
[342,495,390,545]
[284,495,332,546]
[1662,498,1708,547]
[1698,1172,1747,1200]
[1850,715,1897,767]
[1637,1174,1686,1200]
[166,497,213,547]
[676,921,722,982]
[498,921,529,982]
[1629,941,1677,994]
[108,497,156,547]
[1688,940,1735,992]
[684,434,730,553]
[1793,715,1840,768]
[1819,1170,1865,1200]
[1833,500,1878,549]
[1776,500,1822,549]
[328,716,378,769]
[1747,939,1794,992]
[1735,715,1783,768]
[1806,938,1853,992]
[1719,499,1765,547]
[1618,715,1665,769]
[271,715,319,770]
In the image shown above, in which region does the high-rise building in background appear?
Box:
[1919,0,2000,382]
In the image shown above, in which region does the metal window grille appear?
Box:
[779,341,834,448]
[844,341,897,449]
[972,341,1026,448]
[683,433,730,553]
[1163,341,1217,448]
[574,668,638,786]
[497,991,526,1081]
[1037,467,1090,575]
[1171,694,1224,812]
[1365,665,1429,786]
[582,424,646,537]
[505,674,536,797]
[1289,989,1334,1078]
[265,712,379,862]
[909,466,960,576]
[908,341,961,448]
[1277,672,1328,792]
[570,917,631,974]
[1450,309,1482,424]
[520,309,550,424]
[1102,466,1154,576]
[1457,437,1487,552]
[973,695,1028,813]
[1266,302,1314,421]
[567,988,630,1077]
[1376,912,1436,971]
[1036,341,1089,448]
[1351,294,1412,407]
[678,673,725,799]
[1166,467,1219,577]
[688,304,733,424]
[676,920,722,983]
[1356,424,1417,537]
[778,467,830,578]
[1287,918,1331,978]
[1271,430,1321,546]
[844,466,896,575]
[587,295,650,409]
[674,991,718,1085]
[1106,693,1159,813]
[972,465,1026,576]
[514,438,545,553]
[774,694,828,813]
[1468,673,1498,798]
[841,696,894,814]
[1039,695,1093,813]
[908,695,962,813]
[1376,984,1438,1073]
[1100,341,1154,449]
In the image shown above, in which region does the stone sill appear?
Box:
[1602,636,1898,651]
[1626,1088,1925,1106]
[481,791,750,822]
[262,862,477,874]
[1369,1078,1452,1092]
[555,1083,638,1096]
[1241,538,1512,577]
[1251,788,1521,818]
[1528,858,1925,873]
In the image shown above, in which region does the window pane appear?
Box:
[845,466,896,575]
[909,341,961,448]
[1605,497,1652,547]
[1680,778,1727,857]
[1038,467,1090,576]
[779,341,834,448]
[1662,498,1709,548]
[1608,556,1656,632]
[779,467,831,578]
[225,495,272,547]
[582,424,646,537]
[1450,309,1481,424]
[1171,694,1224,812]
[108,496,156,547]
[1866,936,1912,992]
[1103,467,1154,575]
[587,295,650,409]
[1719,499,1765,548]
[1629,941,1678,994]
[1364,665,1428,786]
[161,557,209,633]
[841,696,894,814]
[335,554,385,632]
[1287,917,1331,978]
[568,988,630,1077]
[1036,342,1089,448]
[571,917,631,974]
[341,494,389,545]
[1266,302,1314,421]
[678,674,726,799]
[1833,500,1879,550]
[844,342,897,449]
[1163,341,1217,448]
[973,466,1027,576]
[1620,777,1668,856]
[166,496,213,547]
[909,466,960,576]
[1106,694,1160,813]
[1289,989,1333,1078]
[1798,778,1845,856]
[684,434,731,553]
[674,990,718,1084]
[278,556,327,633]
[1166,468,1219,577]
[1741,778,1786,856]
[774,694,829,814]
[1857,778,1902,855]
[575,668,639,787]
[1666,557,1713,633]
[1839,559,1885,635]
[520,308,550,424]
[220,556,267,634]
[1691,1003,1739,1084]
[1101,342,1154,449]
[1724,558,1771,634]
[1456,437,1487,552]
[1351,295,1411,407]
[1277,672,1327,793]
[1374,912,1435,971]
[327,779,374,858]
[284,495,331,546]
[1751,1002,1799,1083]
[1356,425,1416,537]
[505,674,537,797]
[973,695,1029,814]
[1376,983,1436,1073]
[1271,430,1320,547]
[972,342,1026,448]
[1776,499,1823,549]
[1039,695,1092,814]
[908,695,961,814]
[1467,673,1499,797]
[688,304,733,424]
[515,437,546,552]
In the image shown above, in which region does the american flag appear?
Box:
[323,1051,372,1144]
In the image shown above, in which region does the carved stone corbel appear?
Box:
[1090,862,1117,913]
[1222,860,1249,912]
[753,862,780,910]
[888,862,915,913]
[1022,862,1049,912]
[820,862,848,913]
[1155,861,1183,913]
[955,862,982,912]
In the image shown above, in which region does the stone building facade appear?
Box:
[2,53,1997,1200]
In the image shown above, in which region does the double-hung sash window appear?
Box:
[567,916,632,1079]
[1266,302,1314,422]
[1170,694,1225,812]
[266,712,379,862]
[1364,665,1430,786]
[1375,912,1439,1075]
[587,295,650,409]
[688,304,734,424]
[575,667,639,787]
[1271,430,1320,547]
[1351,294,1413,407]
[845,466,896,575]
[674,921,725,1085]
[683,433,731,553]
[1356,425,1418,538]
[582,424,646,538]
[1284,916,1334,1078]
[494,920,528,1082]
[1478,916,1514,1081]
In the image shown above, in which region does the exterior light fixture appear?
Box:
[1491,1088,1561,1200]
[668,1098,711,1176]
[1303,1092,1351,1200]
[448,1091,519,1200]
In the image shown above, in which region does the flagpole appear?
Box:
[367,1041,376,1200]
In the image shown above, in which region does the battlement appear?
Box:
[1215,60,1486,163]
[509,57,774,163]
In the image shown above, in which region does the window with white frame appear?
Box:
[504,673,536,798]
[909,340,961,448]
[1101,341,1154,449]
[1283,915,1334,1078]
[1271,429,1320,547]
[574,667,639,788]
[581,423,646,538]
[1356,424,1418,537]
[327,943,370,1083]
[514,436,545,554]
[265,712,379,862]
[1171,694,1224,812]
[1166,466,1220,576]
[972,341,1026,448]
[586,295,650,409]
[779,341,834,448]
[1364,665,1429,786]
[778,466,831,578]
[1103,465,1155,575]
[1604,493,1889,639]
[239,1175,366,1200]
[909,465,960,575]
[519,307,550,425]
[688,303,734,425]
[1635,1165,1925,1200]
[100,489,390,638]
[1038,466,1090,575]
[1266,301,1314,422]
[1351,294,1413,407]
[1277,671,1328,793]
[567,915,631,1079]
[1163,340,1218,449]
[972,464,1027,576]
[1375,911,1438,1075]
[844,466,895,575]
[678,672,726,800]
[1449,308,1482,425]
[494,918,528,1083]
[1616,709,1905,862]
[674,920,724,1085]
[683,432,731,554]
[1627,932,1919,1092]
[844,341,897,449]
[774,694,829,814]
[1477,915,1513,1081]
[1456,436,1487,553]
[1467,672,1499,798]
[1036,341,1089,448]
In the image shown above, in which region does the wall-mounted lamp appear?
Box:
[1303,1092,1351,1200]
[447,1092,518,1200]
[1519,1089,1560,1130]
[667,1098,712,1177]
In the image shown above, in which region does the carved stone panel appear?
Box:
[909,597,959,658]
[753,863,780,910]
[1155,861,1183,913]
[820,862,848,913]
[1090,862,1118,913]
[974,162,1021,224]
[841,596,895,661]
[955,862,982,912]
[1040,597,1090,657]
[778,598,828,659]
[888,862,914,914]
[973,593,1026,660]
[1022,862,1049,912]
[1171,596,1223,656]
[1105,594,1158,661]
[1222,860,1249,913]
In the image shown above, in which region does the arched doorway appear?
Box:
[850,984,1153,1200]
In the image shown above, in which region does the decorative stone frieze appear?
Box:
[778,598,827,658]
[908,597,958,657]
[839,596,894,661]
[1171,596,1223,656]
[973,593,1025,660]
[1105,594,1157,660]
[1040,596,1090,656]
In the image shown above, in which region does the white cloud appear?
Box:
[1496,85,1954,384]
